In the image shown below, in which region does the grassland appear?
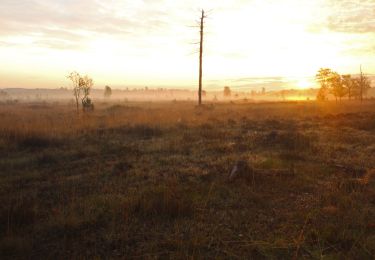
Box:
[1,100,375,259]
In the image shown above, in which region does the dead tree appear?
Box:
[360,65,364,102]
[198,9,206,106]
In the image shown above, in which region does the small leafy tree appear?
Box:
[316,68,347,102]
[316,87,328,101]
[67,71,81,113]
[362,76,371,99]
[342,74,354,100]
[359,67,371,102]
[329,72,346,102]
[104,85,112,98]
[315,68,333,101]
[316,68,332,86]
[351,75,371,101]
[67,72,94,112]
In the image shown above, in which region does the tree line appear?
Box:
[316,67,371,102]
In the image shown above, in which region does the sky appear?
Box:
[0,0,374,90]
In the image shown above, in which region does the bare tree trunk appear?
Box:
[198,10,204,106]
[360,65,363,103]
[74,90,80,114]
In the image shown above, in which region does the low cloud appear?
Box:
[323,0,375,34]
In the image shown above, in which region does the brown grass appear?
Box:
[1,100,375,258]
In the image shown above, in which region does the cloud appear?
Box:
[0,41,13,47]
[205,76,307,91]
[322,0,375,34]
[0,0,173,50]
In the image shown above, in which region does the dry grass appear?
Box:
[1,100,375,258]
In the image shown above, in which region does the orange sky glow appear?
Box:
[0,0,374,91]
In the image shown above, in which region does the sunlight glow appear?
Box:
[297,80,313,89]
[0,0,374,89]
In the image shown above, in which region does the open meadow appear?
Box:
[1,100,375,258]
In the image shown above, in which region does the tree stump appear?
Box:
[228,160,254,182]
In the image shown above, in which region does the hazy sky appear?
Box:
[0,0,374,90]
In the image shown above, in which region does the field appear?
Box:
[1,100,375,259]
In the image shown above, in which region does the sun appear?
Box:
[297,80,312,89]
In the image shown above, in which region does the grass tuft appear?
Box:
[125,184,194,221]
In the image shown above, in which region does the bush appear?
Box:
[82,98,94,112]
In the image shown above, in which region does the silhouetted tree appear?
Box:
[104,85,112,98]
[315,68,333,101]
[349,70,371,101]
[316,87,327,101]
[359,66,371,102]
[362,77,371,99]
[316,67,371,102]
[350,78,360,99]
[316,68,332,88]
[224,86,231,97]
[342,74,354,100]
[198,10,207,106]
[329,72,346,102]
